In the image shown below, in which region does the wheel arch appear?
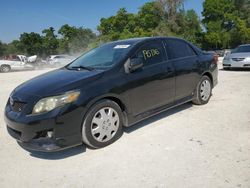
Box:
[84,94,129,127]
[202,71,213,87]
[0,64,11,68]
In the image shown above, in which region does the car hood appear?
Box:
[14,68,104,97]
[229,52,250,58]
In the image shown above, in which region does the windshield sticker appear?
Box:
[143,49,160,60]
[114,45,131,49]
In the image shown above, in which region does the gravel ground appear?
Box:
[0,67,250,188]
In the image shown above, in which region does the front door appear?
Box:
[126,40,175,116]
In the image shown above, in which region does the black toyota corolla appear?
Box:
[5,37,218,152]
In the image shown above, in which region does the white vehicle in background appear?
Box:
[223,44,250,69]
[27,55,37,63]
[0,55,34,73]
[48,55,75,67]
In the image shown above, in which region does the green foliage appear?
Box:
[18,32,43,56]
[177,10,203,46]
[58,24,96,54]
[98,2,161,41]
[202,0,250,49]
[4,40,21,55]
[98,8,140,41]
[0,41,7,57]
[138,2,163,31]
[1,25,96,57]
[42,27,59,56]
[97,0,202,47]
[1,0,250,55]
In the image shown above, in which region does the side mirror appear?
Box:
[129,57,143,72]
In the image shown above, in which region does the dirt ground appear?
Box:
[0,67,249,188]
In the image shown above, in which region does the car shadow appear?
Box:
[124,102,193,134]
[25,144,86,160]
[27,102,192,160]
[220,68,250,71]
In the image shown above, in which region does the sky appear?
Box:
[0,0,204,43]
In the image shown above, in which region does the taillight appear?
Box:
[213,53,219,64]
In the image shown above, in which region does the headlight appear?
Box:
[223,55,230,61]
[32,91,80,114]
[245,57,250,62]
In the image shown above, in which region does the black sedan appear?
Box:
[4,37,218,152]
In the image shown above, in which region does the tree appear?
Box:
[98,2,164,42]
[18,32,43,56]
[58,24,96,54]
[4,40,21,55]
[179,10,203,46]
[156,0,185,32]
[202,0,250,49]
[138,2,162,32]
[0,41,6,57]
[233,0,250,27]
[98,8,141,41]
[42,27,59,55]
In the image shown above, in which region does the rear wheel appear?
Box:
[82,100,123,148]
[0,65,11,72]
[192,76,212,105]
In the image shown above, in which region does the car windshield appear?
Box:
[232,45,250,53]
[67,43,132,70]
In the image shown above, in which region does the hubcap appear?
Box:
[91,107,119,142]
[2,66,9,72]
[200,80,211,101]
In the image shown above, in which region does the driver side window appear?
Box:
[135,41,165,66]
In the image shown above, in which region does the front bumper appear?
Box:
[223,59,250,68]
[5,102,85,152]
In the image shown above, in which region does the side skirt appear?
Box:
[124,95,193,127]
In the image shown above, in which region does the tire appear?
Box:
[192,75,212,105]
[82,99,123,148]
[0,65,11,73]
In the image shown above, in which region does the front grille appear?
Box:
[232,58,245,62]
[11,101,26,112]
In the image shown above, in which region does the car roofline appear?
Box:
[103,36,190,47]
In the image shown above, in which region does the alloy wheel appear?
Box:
[200,80,211,101]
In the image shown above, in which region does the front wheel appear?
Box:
[82,100,123,148]
[0,65,11,72]
[192,76,212,105]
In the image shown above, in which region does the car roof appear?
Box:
[107,36,186,46]
[239,44,250,47]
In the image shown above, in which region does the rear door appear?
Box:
[164,39,200,101]
[126,40,175,116]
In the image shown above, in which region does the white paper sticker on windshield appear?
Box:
[114,45,130,49]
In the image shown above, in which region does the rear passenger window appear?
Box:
[165,40,196,60]
[135,41,165,66]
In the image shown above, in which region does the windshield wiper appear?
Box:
[69,65,95,71]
